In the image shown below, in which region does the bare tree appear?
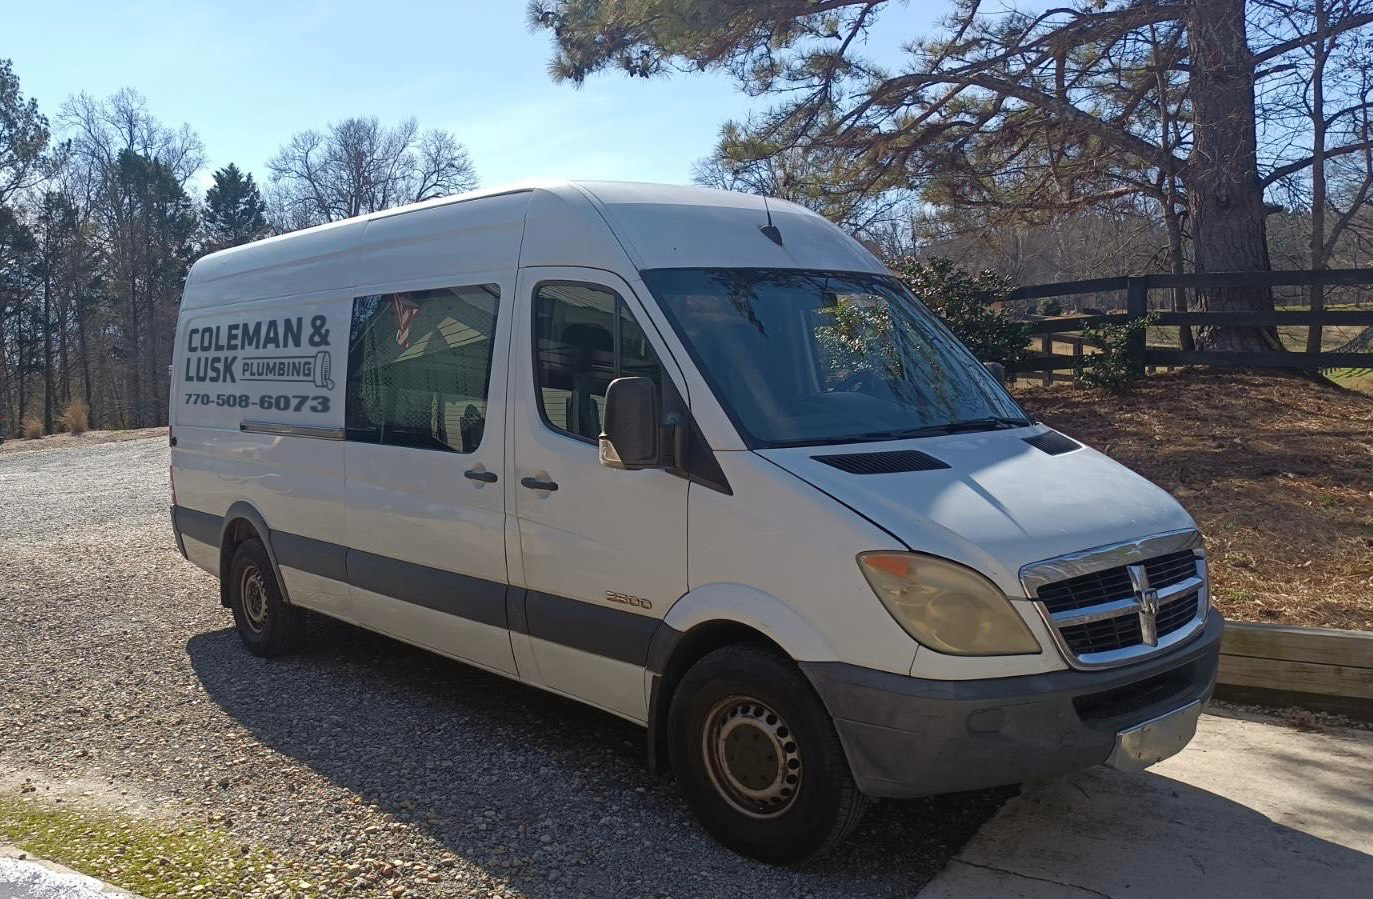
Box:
[1255,0,1373,350]
[266,117,478,229]
[58,90,203,426]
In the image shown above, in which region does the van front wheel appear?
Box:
[668,645,869,863]
[228,538,303,657]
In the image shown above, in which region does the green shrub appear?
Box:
[1036,297,1064,316]
[889,256,1030,372]
[1075,314,1154,391]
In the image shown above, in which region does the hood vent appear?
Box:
[1024,431,1081,456]
[813,449,950,475]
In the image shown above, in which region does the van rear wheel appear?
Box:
[228,538,303,657]
[668,645,869,863]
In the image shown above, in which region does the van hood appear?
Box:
[756,426,1196,596]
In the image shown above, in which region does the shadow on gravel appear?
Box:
[188,615,1012,897]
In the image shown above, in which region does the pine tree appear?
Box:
[202,163,268,251]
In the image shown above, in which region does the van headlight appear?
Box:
[857,552,1040,656]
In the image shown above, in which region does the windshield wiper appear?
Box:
[838,425,957,443]
[938,416,1032,434]
[833,417,1031,444]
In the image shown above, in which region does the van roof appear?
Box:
[181,180,885,310]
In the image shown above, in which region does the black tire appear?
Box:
[668,644,870,863]
[227,538,303,657]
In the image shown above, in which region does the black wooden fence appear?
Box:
[1005,268,1373,379]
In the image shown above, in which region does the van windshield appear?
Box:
[641,268,1029,448]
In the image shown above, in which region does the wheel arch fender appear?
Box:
[644,583,838,775]
[218,501,291,608]
[658,583,837,664]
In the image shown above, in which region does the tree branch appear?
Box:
[1252,12,1373,65]
[1262,138,1373,187]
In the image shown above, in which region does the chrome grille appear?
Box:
[1037,549,1199,615]
[1155,591,1200,634]
[1020,531,1209,670]
[1057,589,1198,655]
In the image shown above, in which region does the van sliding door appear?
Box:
[342,200,526,676]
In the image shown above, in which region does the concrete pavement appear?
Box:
[922,708,1373,898]
[0,850,138,899]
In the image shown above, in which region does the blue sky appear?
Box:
[6,1,942,197]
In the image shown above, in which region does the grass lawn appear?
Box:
[0,795,298,898]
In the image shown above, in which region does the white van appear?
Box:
[170,180,1222,862]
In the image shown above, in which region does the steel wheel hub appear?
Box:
[239,565,268,633]
[702,697,802,819]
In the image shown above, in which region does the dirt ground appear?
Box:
[0,427,167,456]
[1018,369,1373,631]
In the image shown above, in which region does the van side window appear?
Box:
[346,283,500,453]
[533,282,663,442]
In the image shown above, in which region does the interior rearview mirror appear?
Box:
[600,376,660,469]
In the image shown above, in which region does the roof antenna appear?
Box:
[759,196,784,247]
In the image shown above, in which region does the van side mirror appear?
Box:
[600,376,661,469]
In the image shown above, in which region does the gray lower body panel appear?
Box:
[802,610,1223,799]
[168,504,660,668]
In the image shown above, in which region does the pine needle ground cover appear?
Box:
[1020,370,1373,631]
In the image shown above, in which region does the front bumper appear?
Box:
[801,610,1223,798]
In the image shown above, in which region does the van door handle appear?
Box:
[464,469,498,483]
[520,476,559,492]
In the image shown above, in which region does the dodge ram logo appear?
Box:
[1127,563,1160,646]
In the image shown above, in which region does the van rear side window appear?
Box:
[345,283,500,453]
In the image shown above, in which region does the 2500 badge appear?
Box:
[185,393,330,413]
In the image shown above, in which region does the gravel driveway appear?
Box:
[0,436,1007,898]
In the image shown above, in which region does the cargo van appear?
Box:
[170,180,1222,862]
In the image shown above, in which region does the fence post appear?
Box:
[1125,277,1147,376]
[1040,334,1052,385]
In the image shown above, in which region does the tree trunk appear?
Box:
[1306,0,1329,356]
[75,289,96,429]
[1153,27,1195,355]
[58,284,70,408]
[126,222,142,429]
[1187,0,1281,352]
[146,286,164,426]
[1164,200,1195,351]
[15,308,27,425]
[42,267,54,434]
[0,310,9,437]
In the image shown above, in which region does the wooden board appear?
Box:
[1145,349,1373,369]
[1222,621,1373,668]
[1219,655,1373,701]
[1006,268,1373,302]
[1151,309,1373,327]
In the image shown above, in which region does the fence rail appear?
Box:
[1217,621,1373,718]
[1006,268,1373,377]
